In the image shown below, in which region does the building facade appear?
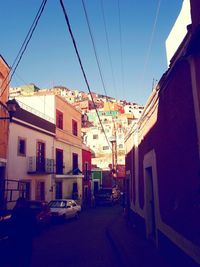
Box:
[7,107,55,208]
[0,55,10,210]
[15,94,83,201]
[125,0,200,264]
[82,144,92,205]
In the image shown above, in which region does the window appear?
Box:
[72,119,78,136]
[103,146,109,150]
[72,153,78,174]
[18,137,26,156]
[119,144,123,149]
[36,141,45,172]
[85,162,88,179]
[56,110,63,129]
[56,149,63,174]
[93,134,98,139]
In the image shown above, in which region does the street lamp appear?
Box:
[0,99,20,121]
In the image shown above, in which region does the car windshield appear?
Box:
[48,201,67,208]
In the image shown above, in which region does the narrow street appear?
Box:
[31,205,171,267]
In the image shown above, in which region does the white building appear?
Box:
[14,94,83,202]
[7,107,55,209]
[124,104,144,119]
[166,0,191,66]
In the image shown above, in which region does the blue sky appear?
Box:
[1,0,183,105]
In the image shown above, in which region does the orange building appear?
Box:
[0,55,10,209]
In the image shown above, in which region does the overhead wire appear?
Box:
[0,0,48,98]
[81,0,115,114]
[100,0,117,99]
[81,0,118,163]
[140,0,161,90]
[59,0,112,150]
[81,0,109,102]
[117,0,125,99]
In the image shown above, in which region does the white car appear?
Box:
[48,199,81,220]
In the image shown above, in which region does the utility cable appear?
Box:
[81,0,114,115]
[59,0,112,150]
[117,0,125,99]
[0,0,48,98]
[140,0,161,89]
[82,0,118,167]
[100,0,117,99]
[81,0,109,102]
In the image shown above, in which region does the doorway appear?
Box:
[36,181,45,201]
[93,181,99,195]
[55,181,62,199]
[145,167,157,242]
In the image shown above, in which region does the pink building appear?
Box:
[125,1,200,264]
[82,144,92,205]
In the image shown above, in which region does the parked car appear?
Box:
[26,200,51,227]
[95,187,121,206]
[0,212,12,265]
[48,199,81,221]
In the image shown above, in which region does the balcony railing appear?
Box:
[27,157,54,174]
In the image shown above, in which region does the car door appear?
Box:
[65,201,75,218]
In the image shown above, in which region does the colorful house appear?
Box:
[125,1,200,264]
[7,105,55,208]
[0,55,10,210]
[16,94,83,201]
[82,144,92,205]
[91,167,102,195]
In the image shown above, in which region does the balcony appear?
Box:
[27,157,54,174]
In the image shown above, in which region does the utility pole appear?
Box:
[110,120,117,186]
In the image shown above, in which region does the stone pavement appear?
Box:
[105,209,172,267]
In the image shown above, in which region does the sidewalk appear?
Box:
[106,209,172,267]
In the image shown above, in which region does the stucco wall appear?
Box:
[55,95,82,148]
[55,140,82,173]
[7,121,54,202]
[166,0,191,66]
[0,57,9,160]
[16,95,55,121]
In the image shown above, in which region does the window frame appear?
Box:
[93,134,98,140]
[56,109,63,130]
[72,119,78,136]
[17,137,26,157]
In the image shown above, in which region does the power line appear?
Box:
[100,0,117,98]
[81,0,118,164]
[141,0,161,89]
[0,0,48,98]
[59,0,112,150]
[117,0,125,99]
[81,0,115,114]
[81,0,108,101]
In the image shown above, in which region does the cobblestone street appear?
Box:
[31,205,172,267]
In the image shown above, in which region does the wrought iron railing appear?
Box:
[27,157,54,174]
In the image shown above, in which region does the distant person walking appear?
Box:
[9,197,37,267]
